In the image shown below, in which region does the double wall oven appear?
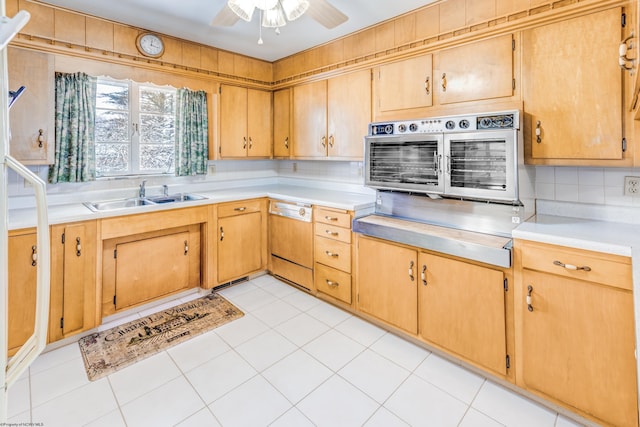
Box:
[355,111,535,268]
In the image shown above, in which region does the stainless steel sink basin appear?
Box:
[84,193,207,212]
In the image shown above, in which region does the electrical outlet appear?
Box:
[624,176,640,196]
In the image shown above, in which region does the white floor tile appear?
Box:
[338,349,410,403]
[229,287,279,312]
[250,274,281,288]
[303,329,365,371]
[259,280,299,298]
[334,316,386,347]
[31,378,118,427]
[414,354,484,404]
[269,407,315,427]
[120,376,205,427]
[307,301,352,327]
[471,381,557,427]
[297,375,379,427]
[251,299,302,327]
[215,313,269,347]
[29,342,82,374]
[282,290,322,311]
[175,407,222,427]
[274,312,330,346]
[186,350,257,404]
[30,356,90,407]
[108,351,182,405]
[235,329,297,371]
[84,409,127,427]
[459,408,505,427]
[369,332,430,372]
[385,375,468,427]
[216,281,258,299]
[167,330,231,372]
[364,407,410,427]
[7,377,30,418]
[209,375,291,427]
[262,350,333,404]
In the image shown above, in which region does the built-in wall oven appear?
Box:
[365,111,520,203]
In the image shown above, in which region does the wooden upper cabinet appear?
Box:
[375,54,433,118]
[522,8,624,162]
[8,47,55,165]
[219,85,272,158]
[273,88,291,158]
[434,34,514,105]
[293,70,370,159]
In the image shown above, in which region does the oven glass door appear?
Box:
[365,134,444,194]
[444,130,517,202]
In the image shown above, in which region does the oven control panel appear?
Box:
[369,111,518,135]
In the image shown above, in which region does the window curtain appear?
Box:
[48,72,97,183]
[175,88,208,176]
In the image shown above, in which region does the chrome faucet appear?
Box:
[163,184,169,196]
[139,180,147,198]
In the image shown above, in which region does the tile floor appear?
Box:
[7,275,588,427]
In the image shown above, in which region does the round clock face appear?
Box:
[136,33,164,58]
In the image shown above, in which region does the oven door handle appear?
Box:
[445,155,451,175]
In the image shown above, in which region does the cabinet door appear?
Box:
[419,253,507,375]
[49,222,97,342]
[8,47,54,164]
[273,88,291,158]
[520,269,637,427]
[247,89,273,157]
[292,80,327,158]
[115,231,191,310]
[356,237,417,333]
[219,85,248,158]
[8,232,37,356]
[218,211,263,283]
[522,8,623,160]
[375,54,433,117]
[435,34,514,105]
[328,69,371,159]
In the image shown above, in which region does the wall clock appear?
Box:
[135,32,165,58]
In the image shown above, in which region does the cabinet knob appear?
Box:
[408,260,415,281]
[325,250,339,258]
[220,226,224,241]
[249,137,253,149]
[421,265,427,286]
[284,137,289,149]
[535,121,542,143]
[184,240,189,255]
[76,237,81,257]
[425,76,430,95]
[326,280,339,288]
[441,73,447,92]
[527,285,534,312]
[31,245,37,266]
[38,129,44,148]
[243,137,247,149]
[321,136,326,148]
[328,135,334,148]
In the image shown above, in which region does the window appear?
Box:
[95,77,176,177]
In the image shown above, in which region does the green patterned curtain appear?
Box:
[175,88,208,176]
[48,72,97,183]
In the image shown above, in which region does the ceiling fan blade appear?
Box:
[211,4,241,26]
[307,0,348,29]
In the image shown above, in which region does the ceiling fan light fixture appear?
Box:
[254,0,278,11]
[280,0,309,21]
[228,0,256,21]
[262,6,286,28]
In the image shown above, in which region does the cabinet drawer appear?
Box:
[314,222,351,244]
[315,208,351,228]
[518,240,632,290]
[315,236,351,272]
[315,263,351,304]
[218,199,262,218]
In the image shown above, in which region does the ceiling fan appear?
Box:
[211,0,348,30]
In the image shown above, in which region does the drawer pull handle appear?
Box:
[284,137,289,149]
[234,207,247,212]
[328,135,335,148]
[535,121,542,143]
[248,137,253,149]
[31,245,37,266]
[326,280,339,287]
[243,137,247,149]
[325,251,339,258]
[38,129,44,147]
[325,216,338,222]
[325,230,339,236]
[421,265,427,286]
[409,261,415,281]
[526,285,534,312]
[220,226,224,241]
[441,73,447,92]
[184,240,189,256]
[424,76,430,95]
[553,260,591,271]
[76,237,82,257]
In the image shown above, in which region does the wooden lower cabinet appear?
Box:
[356,236,418,334]
[49,221,98,342]
[515,240,637,427]
[418,253,507,376]
[8,229,37,356]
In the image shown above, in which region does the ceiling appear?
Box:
[37,0,437,62]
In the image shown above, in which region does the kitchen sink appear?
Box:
[84,193,207,212]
